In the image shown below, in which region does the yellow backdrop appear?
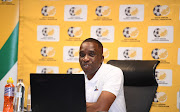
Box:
[18,0,180,111]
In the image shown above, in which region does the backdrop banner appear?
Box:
[18,0,180,111]
[0,0,19,110]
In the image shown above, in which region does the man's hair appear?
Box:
[81,38,103,54]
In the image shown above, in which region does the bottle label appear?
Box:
[28,94,31,99]
[4,87,14,96]
[15,92,22,97]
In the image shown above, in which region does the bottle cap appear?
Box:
[18,79,23,82]
[7,77,14,83]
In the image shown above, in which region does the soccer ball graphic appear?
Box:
[155,71,166,81]
[153,28,161,37]
[41,47,47,57]
[68,27,82,37]
[69,7,76,16]
[153,5,170,16]
[155,71,159,81]
[151,48,159,59]
[69,7,82,16]
[68,27,75,37]
[153,5,161,16]
[41,68,47,73]
[123,27,130,38]
[155,92,167,103]
[151,48,168,59]
[95,6,103,16]
[67,68,73,74]
[123,49,130,58]
[68,48,75,57]
[96,28,102,37]
[154,92,158,102]
[125,7,131,16]
[41,6,56,16]
[67,68,80,74]
[42,27,48,36]
[41,68,53,73]
[41,6,48,16]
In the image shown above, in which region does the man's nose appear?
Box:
[83,55,89,62]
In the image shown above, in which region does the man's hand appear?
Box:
[86,91,116,112]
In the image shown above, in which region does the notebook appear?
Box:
[30,73,86,112]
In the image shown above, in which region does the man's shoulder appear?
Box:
[100,64,123,77]
[102,64,122,72]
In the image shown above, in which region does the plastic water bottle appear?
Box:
[13,79,25,112]
[3,77,15,112]
[26,86,31,112]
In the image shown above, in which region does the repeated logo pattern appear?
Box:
[125,7,138,16]
[123,27,139,38]
[40,47,55,57]
[153,5,170,16]
[69,7,82,16]
[68,27,83,37]
[95,6,111,16]
[154,92,168,103]
[118,47,142,60]
[151,48,168,59]
[17,2,180,111]
[41,6,56,16]
[64,5,87,21]
[67,68,81,74]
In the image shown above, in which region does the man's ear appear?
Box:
[101,55,104,63]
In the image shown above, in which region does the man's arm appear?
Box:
[86,91,116,112]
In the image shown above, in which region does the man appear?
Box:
[79,38,126,112]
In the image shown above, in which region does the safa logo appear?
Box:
[68,48,79,58]
[69,7,82,16]
[118,47,142,60]
[37,25,60,42]
[67,27,83,37]
[67,68,81,74]
[95,6,111,16]
[153,28,168,38]
[119,5,144,22]
[41,6,56,16]
[41,68,54,73]
[63,46,80,63]
[153,5,170,16]
[151,48,168,59]
[125,7,138,16]
[64,5,87,21]
[40,47,55,57]
[96,28,109,37]
[42,27,55,36]
[155,69,172,87]
[36,66,59,73]
[148,26,173,43]
[123,49,137,59]
[155,71,166,81]
[154,92,167,103]
[91,26,114,42]
[123,27,139,38]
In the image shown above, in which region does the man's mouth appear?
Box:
[83,64,90,69]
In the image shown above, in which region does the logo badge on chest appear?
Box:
[94,86,98,91]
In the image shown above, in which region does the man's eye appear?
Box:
[89,52,95,57]
[79,52,85,57]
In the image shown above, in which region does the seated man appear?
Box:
[79,38,126,112]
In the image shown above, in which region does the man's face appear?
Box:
[79,42,104,76]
